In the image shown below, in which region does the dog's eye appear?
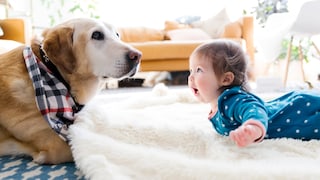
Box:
[92,31,104,40]
[116,32,120,38]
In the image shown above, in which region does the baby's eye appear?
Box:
[196,67,202,73]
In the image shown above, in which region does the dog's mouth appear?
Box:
[128,64,139,77]
[101,50,141,79]
[102,61,139,79]
[119,64,139,78]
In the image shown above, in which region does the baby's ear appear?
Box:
[221,72,234,86]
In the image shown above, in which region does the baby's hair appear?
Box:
[192,39,250,91]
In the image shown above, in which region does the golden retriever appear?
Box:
[0,18,141,164]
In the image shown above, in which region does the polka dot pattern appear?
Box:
[208,86,320,140]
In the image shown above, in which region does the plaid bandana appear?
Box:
[23,47,79,142]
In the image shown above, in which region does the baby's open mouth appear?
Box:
[192,88,199,95]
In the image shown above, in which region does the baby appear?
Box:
[188,39,320,147]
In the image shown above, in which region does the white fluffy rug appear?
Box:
[69,84,320,180]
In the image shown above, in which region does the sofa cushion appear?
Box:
[190,8,231,38]
[165,28,211,41]
[0,40,23,54]
[117,27,165,42]
[130,38,243,61]
[130,40,212,60]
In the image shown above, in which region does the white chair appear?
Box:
[256,13,293,75]
[283,0,320,86]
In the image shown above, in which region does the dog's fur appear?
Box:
[0,18,141,164]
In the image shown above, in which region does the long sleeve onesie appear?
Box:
[208,86,320,140]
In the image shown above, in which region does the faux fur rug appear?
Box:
[69,84,320,180]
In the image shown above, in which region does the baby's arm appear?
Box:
[229,119,266,147]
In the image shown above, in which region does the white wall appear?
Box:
[7,0,257,31]
[6,0,311,30]
[95,0,254,28]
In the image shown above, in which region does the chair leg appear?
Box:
[283,36,293,86]
[298,40,307,82]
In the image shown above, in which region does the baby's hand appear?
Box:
[229,120,265,147]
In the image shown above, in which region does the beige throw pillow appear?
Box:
[191,8,231,38]
[117,27,165,42]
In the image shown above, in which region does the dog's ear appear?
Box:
[42,26,75,74]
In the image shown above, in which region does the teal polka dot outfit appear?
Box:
[208,86,320,140]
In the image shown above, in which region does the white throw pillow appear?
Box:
[191,8,231,38]
[0,26,3,36]
[166,28,211,41]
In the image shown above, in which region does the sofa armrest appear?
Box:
[0,18,31,44]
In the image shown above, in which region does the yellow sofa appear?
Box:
[117,16,254,74]
[0,18,31,53]
[0,18,30,44]
[0,17,255,78]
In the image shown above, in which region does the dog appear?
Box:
[0,18,141,164]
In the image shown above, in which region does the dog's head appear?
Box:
[40,18,142,79]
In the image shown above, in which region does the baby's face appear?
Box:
[188,55,222,104]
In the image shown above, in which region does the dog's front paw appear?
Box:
[32,151,48,164]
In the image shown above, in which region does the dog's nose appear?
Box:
[128,50,142,63]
